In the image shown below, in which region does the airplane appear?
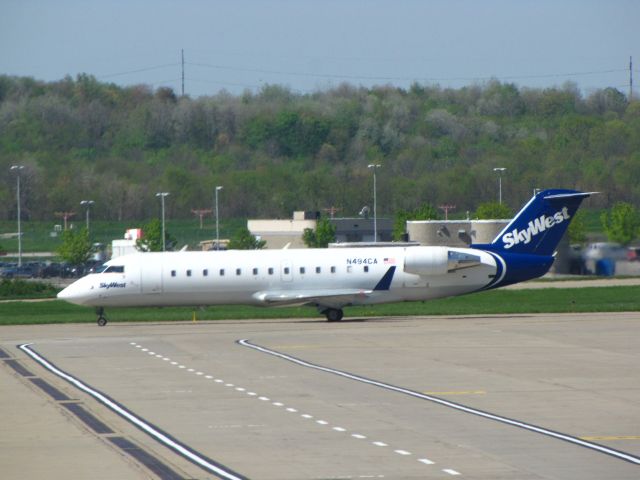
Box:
[58,189,592,326]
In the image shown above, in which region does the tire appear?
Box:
[325,308,343,322]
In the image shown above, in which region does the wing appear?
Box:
[252,288,374,308]
[252,266,397,308]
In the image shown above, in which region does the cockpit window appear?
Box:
[95,264,125,273]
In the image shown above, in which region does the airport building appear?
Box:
[248,211,393,249]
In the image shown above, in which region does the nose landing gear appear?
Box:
[96,307,107,326]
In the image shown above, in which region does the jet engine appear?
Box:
[404,247,481,276]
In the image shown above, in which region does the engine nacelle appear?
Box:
[404,247,449,276]
[404,247,482,276]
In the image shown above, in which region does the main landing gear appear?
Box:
[323,308,344,322]
[96,307,108,327]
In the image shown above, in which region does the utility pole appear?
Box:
[438,204,456,221]
[10,165,25,267]
[215,186,223,250]
[192,208,212,229]
[367,164,381,242]
[181,49,185,97]
[156,192,170,251]
[55,211,76,231]
[630,56,634,101]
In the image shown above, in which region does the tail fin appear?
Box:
[475,189,593,256]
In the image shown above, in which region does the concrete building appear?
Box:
[331,217,393,243]
[248,211,318,249]
[247,211,394,249]
[406,220,509,247]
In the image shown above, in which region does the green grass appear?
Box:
[1,286,638,326]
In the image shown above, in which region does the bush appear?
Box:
[0,279,58,299]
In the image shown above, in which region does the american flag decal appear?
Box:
[384,257,396,264]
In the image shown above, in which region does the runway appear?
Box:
[2,312,639,479]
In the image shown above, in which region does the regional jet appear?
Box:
[58,189,592,325]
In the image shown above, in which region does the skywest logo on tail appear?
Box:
[501,207,570,249]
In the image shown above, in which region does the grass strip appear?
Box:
[1,286,638,326]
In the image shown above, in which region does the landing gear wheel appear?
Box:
[324,308,344,322]
[95,307,107,327]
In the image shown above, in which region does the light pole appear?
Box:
[367,164,381,242]
[155,192,170,251]
[10,165,25,267]
[80,200,95,232]
[493,167,506,205]
[215,186,223,250]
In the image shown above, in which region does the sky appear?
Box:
[1,0,638,98]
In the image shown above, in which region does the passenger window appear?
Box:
[364,266,369,273]
[316,267,321,274]
[284,267,290,275]
[253,268,258,275]
[186,269,192,277]
[300,267,305,274]
[171,270,176,277]
[331,266,336,273]
[219,269,225,276]
[268,267,274,275]
[203,269,208,276]
[236,268,242,276]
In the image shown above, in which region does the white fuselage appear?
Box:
[58,246,499,310]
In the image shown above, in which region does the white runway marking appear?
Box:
[19,344,247,480]
[238,338,640,466]
[129,342,460,475]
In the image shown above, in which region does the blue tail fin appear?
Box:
[474,189,593,256]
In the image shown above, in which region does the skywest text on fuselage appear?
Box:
[501,207,570,249]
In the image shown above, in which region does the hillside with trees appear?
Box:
[1,74,639,224]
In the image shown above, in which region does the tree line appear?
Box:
[1,74,639,225]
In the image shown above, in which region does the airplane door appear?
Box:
[280,260,293,282]
[141,261,163,294]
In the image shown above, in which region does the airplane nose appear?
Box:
[57,281,92,305]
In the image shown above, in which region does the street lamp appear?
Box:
[80,200,95,232]
[215,186,223,250]
[367,164,381,242]
[493,167,507,205]
[155,192,170,251]
[10,165,25,267]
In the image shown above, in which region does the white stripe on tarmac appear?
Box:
[19,344,247,480]
[238,339,640,466]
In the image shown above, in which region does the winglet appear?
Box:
[374,266,396,291]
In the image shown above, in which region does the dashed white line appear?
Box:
[130,342,462,476]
